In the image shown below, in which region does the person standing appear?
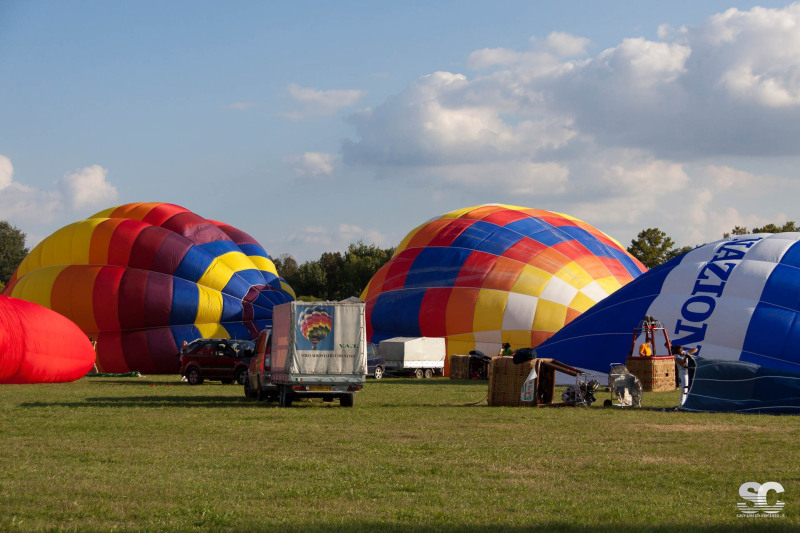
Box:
[500,342,513,357]
[672,344,698,406]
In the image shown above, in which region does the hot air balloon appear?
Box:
[0,295,96,384]
[536,233,800,374]
[298,305,333,349]
[361,204,646,360]
[2,202,295,374]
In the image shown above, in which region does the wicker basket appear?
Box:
[449,354,470,379]
[626,355,676,392]
[488,357,535,407]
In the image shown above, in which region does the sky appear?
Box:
[1,1,799,264]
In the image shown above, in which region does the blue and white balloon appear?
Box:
[537,233,800,373]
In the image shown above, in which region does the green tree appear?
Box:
[627,228,690,269]
[318,251,345,300]
[287,261,327,300]
[0,221,28,285]
[723,221,797,237]
[752,221,797,233]
[272,253,298,279]
[342,241,395,298]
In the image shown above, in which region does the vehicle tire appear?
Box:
[244,379,255,399]
[373,366,383,380]
[340,393,354,407]
[186,368,203,385]
[414,368,423,379]
[235,368,247,386]
[424,368,433,379]
[279,385,293,407]
[256,378,266,401]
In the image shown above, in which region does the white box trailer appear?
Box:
[379,337,446,378]
[270,300,367,407]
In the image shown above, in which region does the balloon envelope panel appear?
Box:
[3,203,295,374]
[362,204,646,356]
[536,233,800,374]
[0,296,95,384]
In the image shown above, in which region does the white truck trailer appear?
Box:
[379,337,446,378]
[270,300,367,407]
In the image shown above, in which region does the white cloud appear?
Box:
[0,156,121,231]
[287,223,389,254]
[544,32,590,57]
[285,152,337,178]
[283,84,367,119]
[57,165,118,209]
[0,155,13,191]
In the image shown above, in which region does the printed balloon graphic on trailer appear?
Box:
[297,305,334,350]
[536,233,800,374]
[361,204,646,357]
[2,202,295,374]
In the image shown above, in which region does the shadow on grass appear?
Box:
[20,396,260,409]
[222,520,797,533]
[369,378,487,386]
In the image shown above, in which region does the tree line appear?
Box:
[0,220,796,297]
[627,221,797,269]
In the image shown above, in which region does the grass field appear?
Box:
[1,375,798,532]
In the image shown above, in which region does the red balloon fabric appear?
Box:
[0,295,96,384]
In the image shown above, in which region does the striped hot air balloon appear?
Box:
[3,202,295,374]
[361,204,646,361]
[537,232,800,374]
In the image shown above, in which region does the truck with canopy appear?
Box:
[270,300,367,407]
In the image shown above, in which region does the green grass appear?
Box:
[1,376,799,532]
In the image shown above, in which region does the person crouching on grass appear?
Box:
[672,344,698,406]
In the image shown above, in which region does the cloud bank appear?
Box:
[339,4,800,247]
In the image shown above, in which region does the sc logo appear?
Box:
[738,482,785,515]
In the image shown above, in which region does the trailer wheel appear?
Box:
[373,366,384,380]
[414,368,423,379]
[424,369,433,379]
[278,385,293,407]
[340,393,354,407]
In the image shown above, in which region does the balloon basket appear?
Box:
[625,355,676,392]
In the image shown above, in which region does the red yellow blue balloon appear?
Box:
[3,202,295,374]
[361,204,646,358]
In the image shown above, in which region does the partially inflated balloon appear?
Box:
[3,202,295,374]
[362,204,646,356]
[0,296,95,383]
[537,233,800,373]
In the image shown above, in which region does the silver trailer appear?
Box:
[379,337,446,378]
[270,300,367,407]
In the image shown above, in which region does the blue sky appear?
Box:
[1,1,799,263]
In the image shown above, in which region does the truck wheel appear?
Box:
[373,366,383,380]
[235,368,247,386]
[424,369,433,379]
[414,368,423,379]
[244,379,255,399]
[279,385,293,407]
[256,378,266,401]
[186,368,203,385]
[340,393,354,407]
